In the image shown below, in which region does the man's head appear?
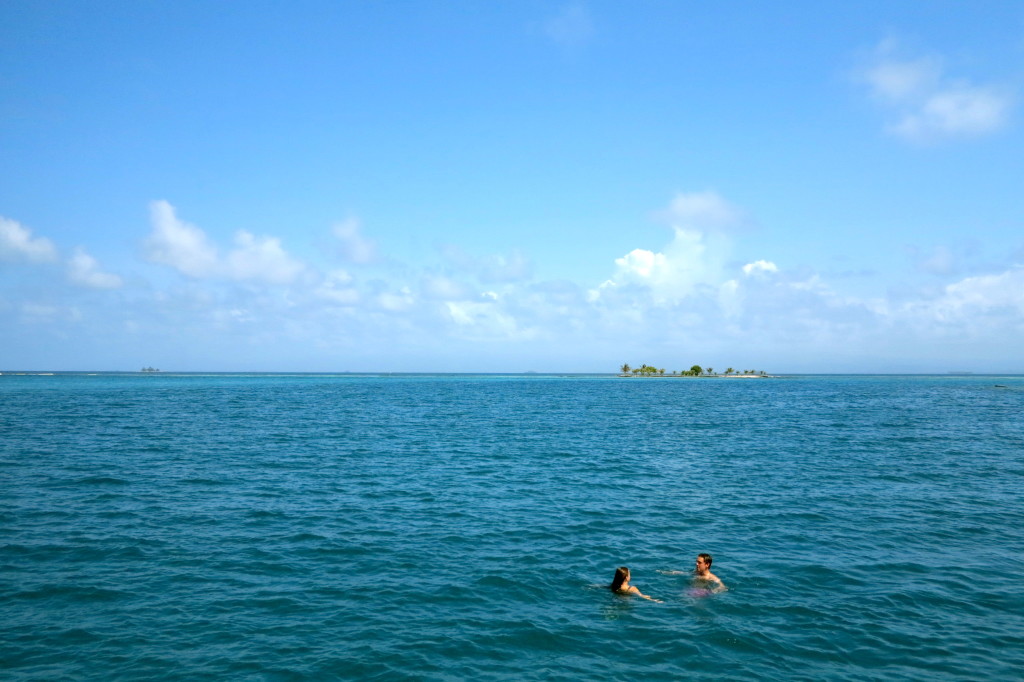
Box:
[696,553,713,571]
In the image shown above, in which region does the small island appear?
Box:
[617,363,770,378]
[140,367,161,373]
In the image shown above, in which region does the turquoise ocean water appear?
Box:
[2,373,1022,680]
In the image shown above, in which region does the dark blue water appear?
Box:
[2,374,1023,680]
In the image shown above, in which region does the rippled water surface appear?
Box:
[2,373,1023,680]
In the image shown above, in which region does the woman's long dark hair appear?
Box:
[610,566,629,591]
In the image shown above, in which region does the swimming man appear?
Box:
[693,553,726,592]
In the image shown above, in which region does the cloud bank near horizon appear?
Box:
[3,190,1022,372]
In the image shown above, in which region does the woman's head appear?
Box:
[610,566,630,591]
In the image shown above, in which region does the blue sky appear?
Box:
[2,2,1023,372]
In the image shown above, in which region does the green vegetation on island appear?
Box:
[618,363,768,377]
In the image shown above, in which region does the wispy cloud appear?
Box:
[332,218,377,264]
[858,39,1014,143]
[542,3,594,48]
[661,190,746,231]
[314,269,360,305]
[226,231,304,284]
[421,273,473,301]
[441,245,533,284]
[67,247,123,289]
[910,244,958,277]
[19,302,82,323]
[0,216,58,263]
[444,299,524,340]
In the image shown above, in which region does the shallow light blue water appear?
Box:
[2,373,1023,680]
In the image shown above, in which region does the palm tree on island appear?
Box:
[617,363,769,377]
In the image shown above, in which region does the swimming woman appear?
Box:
[609,566,661,602]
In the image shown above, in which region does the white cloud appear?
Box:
[614,248,670,280]
[587,279,615,303]
[543,3,594,48]
[144,200,219,277]
[863,52,941,101]
[892,85,1012,140]
[377,287,415,312]
[444,299,525,339]
[925,266,1024,320]
[787,274,830,294]
[315,269,360,305]
[860,40,1014,142]
[594,193,741,305]
[226,231,304,284]
[421,274,472,300]
[333,218,376,264]
[663,191,744,230]
[0,216,58,263]
[67,248,123,289]
[145,200,304,284]
[743,260,778,276]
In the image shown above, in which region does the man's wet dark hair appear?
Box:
[698,553,713,567]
